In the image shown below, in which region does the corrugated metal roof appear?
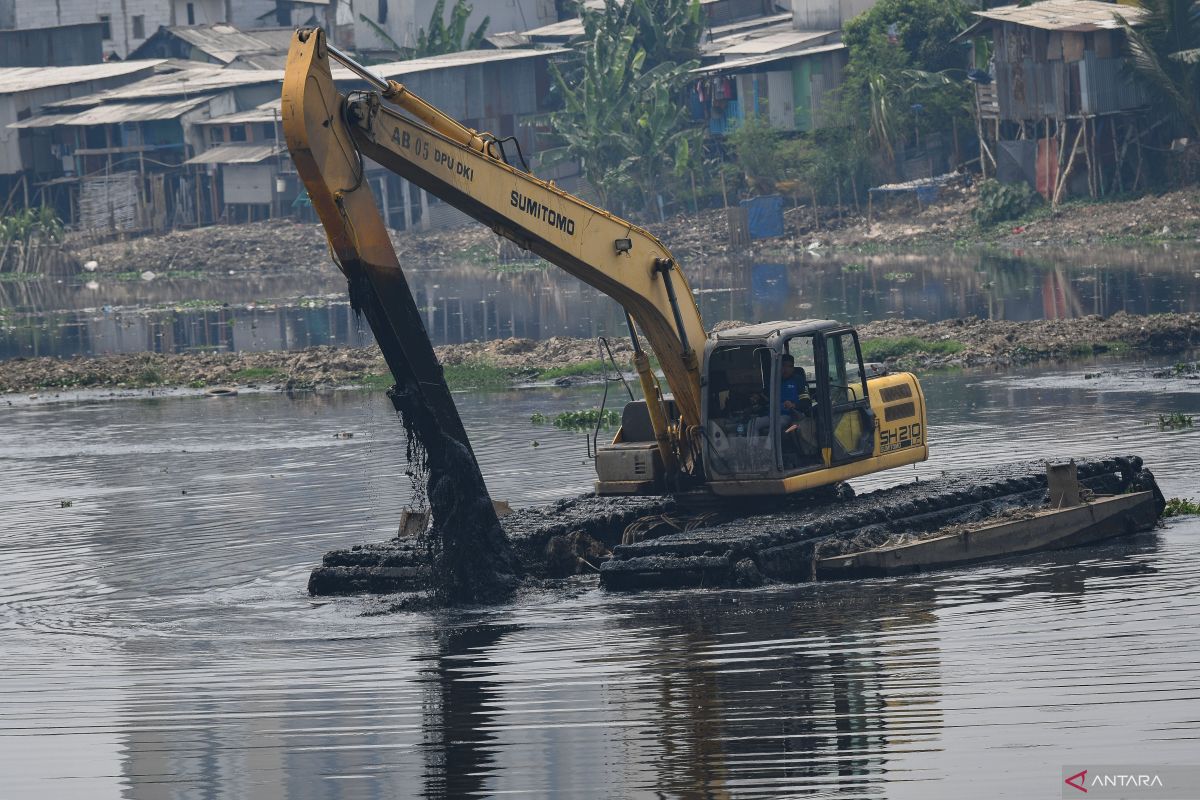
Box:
[708,12,793,39]
[0,59,165,95]
[971,1,1149,32]
[717,29,838,56]
[483,31,531,49]
[199,98,280,125]
[368,47,568,76]
[227,53,289,70]
[693,43,847,75]
[167,24,285,63]
[44,66,280,108]
[522,18,585,40]
[185,142,281,165]
[10,95,214,128]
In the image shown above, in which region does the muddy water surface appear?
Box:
[4,244,1199,358]
[2,357,1198,799]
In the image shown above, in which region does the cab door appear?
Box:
[814,329,876,464]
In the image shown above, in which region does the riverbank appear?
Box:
[58,188,1200,277]
[2,312,1196,395]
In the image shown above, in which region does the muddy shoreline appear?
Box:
[59,189,1200,278]
[2,312,1196,395]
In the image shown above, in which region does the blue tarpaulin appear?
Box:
[740,195,785,239]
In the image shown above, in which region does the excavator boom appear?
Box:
[282,29,705,438]
[282,28,929,500]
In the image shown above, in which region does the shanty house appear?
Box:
[692,40,847,134]
[190,100,286,222]
[128,24,297,69]
[958,0,1151,200]
[178,47,568,230]
[11,65,283,231]
[0,60,165,205]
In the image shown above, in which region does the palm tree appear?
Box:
[1119,0,1200,139]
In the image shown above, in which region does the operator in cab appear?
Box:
[781,354,818,463]
[780,354,811,425]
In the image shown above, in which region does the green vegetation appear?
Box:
[415,0,489,57]
[0,207,64,274]
[1164,497,1200,517]
[841,262,866,273]
[1158,412,1195,430]
[360,0,487,58]
[490,261,546,274]
[836,0,973,175]
[547,0,702,215]
[531,408,623,429]
[59,500,73,508]
[137,367,162,385]
[361,372,395,390]
[1158,362,1200,377]
[1119,0,1200,142]
[972,180,1042,228]
[1056,341,1130,359]
[174,299,225,310]
[442,361,517,390]
[536,359,613,380]
[860,336,964,361]
[883,271,914,282]
[454,242,543,272]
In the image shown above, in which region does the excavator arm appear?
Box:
[282,29,705,475]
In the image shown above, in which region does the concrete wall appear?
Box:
[0,0,228,57]
[0,23,104,66]
[353,0,557,51]
[791,0,876,30]
[229,0,331,29]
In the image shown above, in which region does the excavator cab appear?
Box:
[597,320,928,496]
[700,320,927,496]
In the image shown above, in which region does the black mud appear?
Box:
[308,455,1163,598]
[346,271,520,605]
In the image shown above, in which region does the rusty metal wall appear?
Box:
[994,22,1147,121]
[1080,51,1146,114]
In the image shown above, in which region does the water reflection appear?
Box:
[2,245,1198,359]
[1,362,1198,798]
[420,623,514,798]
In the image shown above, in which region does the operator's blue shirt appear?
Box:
[781,375,803,408]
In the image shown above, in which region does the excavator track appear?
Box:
[308,455,1163,597]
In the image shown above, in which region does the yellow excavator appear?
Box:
[282,29,927,498]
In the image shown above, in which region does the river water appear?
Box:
[3,243,1199,359]
[2,355,1198,799]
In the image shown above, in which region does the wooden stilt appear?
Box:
[975,90,987,179]
[1133,120,1143,191]
[1083,117,1095,198]
[1054,120,1086,206]
[1108,121,1128,194]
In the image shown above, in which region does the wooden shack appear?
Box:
[957,0,1151,202]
